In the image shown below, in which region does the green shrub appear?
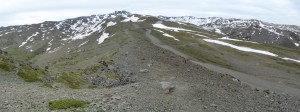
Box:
[48,98,89,110]
[59,72,86,89]
[0,63,11,71]
[99,50,118,65]
[0,55,15,71]
[104,71,120,79]
[17,65,44,82]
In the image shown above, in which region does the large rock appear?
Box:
[160,81,175,94]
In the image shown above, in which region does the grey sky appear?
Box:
[1,0,299,26]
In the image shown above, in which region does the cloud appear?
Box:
[0,0,299,26]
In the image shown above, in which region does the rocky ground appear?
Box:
[1,25,300,112]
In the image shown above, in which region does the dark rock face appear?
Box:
[91,60,135,87]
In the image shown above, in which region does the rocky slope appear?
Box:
[1,11,300,111]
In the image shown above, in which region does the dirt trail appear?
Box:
[143,23,300,98]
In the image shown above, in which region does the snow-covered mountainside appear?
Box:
[159,16,300,48]
[0,11,145,56]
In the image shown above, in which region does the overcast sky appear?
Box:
[1,0,300,26]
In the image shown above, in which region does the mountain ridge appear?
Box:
[1,11,299,50]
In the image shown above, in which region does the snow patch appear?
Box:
[189,33,210,38]
[79,40,89,47]
[214,28,225,35]
[62,15,107,41]
[259,22,283,36]
[48,47,60,53]
[46,39,54,52]
[152,23,194,32]
[220,37,258,44]
[295,43,299,46]
[97,32,110,44]
[107,21,117,27]
[282,57,300,63]
[2,47,8,50]
[46,48,51,52]
[19,32,39,47]
[121,15,140,22]
[154,29,179,41]
[203,39,278,57]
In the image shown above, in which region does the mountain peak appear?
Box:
[111,10,131,15]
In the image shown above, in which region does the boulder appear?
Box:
[160,81,175,94]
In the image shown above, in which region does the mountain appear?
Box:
[1,11,300,111]
[159,16,300,48]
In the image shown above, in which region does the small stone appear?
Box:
[147,63,152,67]
[52,83,62,88]
[112,95,121,100]
[90,103,97,106]
[4,101,9,105]
[232,78,240,83]
[263,90,272,94]
[160,81,175,94]
[203,105,208,109]
[170,77,175,80]
[210,104,217,107]
[108,65,115,70]
[139,69,149,73]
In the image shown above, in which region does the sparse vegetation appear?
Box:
[59,72,87,89]
[0,55,15,71]
[99,50,118,65]
[17,65,45,82]
[177,45,231,68]
[82,64,102,74]
[261,60,300,74]
[5,47,35,61]
[48,98,89,110]
[104,71,120,79]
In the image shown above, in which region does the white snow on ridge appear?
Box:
[97,32,110,44]
[214,28,225,35]
[204,39,300,64]
[203,39,278,57]
[19,32,39,47]
[46,39,54,52]
[122,15,140,22]
[79,40,89,47]
[259,22,283,36]
[63,16,107,41]
[48,47,60,53]
[154,29,179,41]
[152,23,194,32]
[107,21,117,27]
[295,43,299,46]
[189,33,210,38]
[220,37,258,44]
[282,57,300,63]
[46,48,51,51]
[2,47,8,50]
